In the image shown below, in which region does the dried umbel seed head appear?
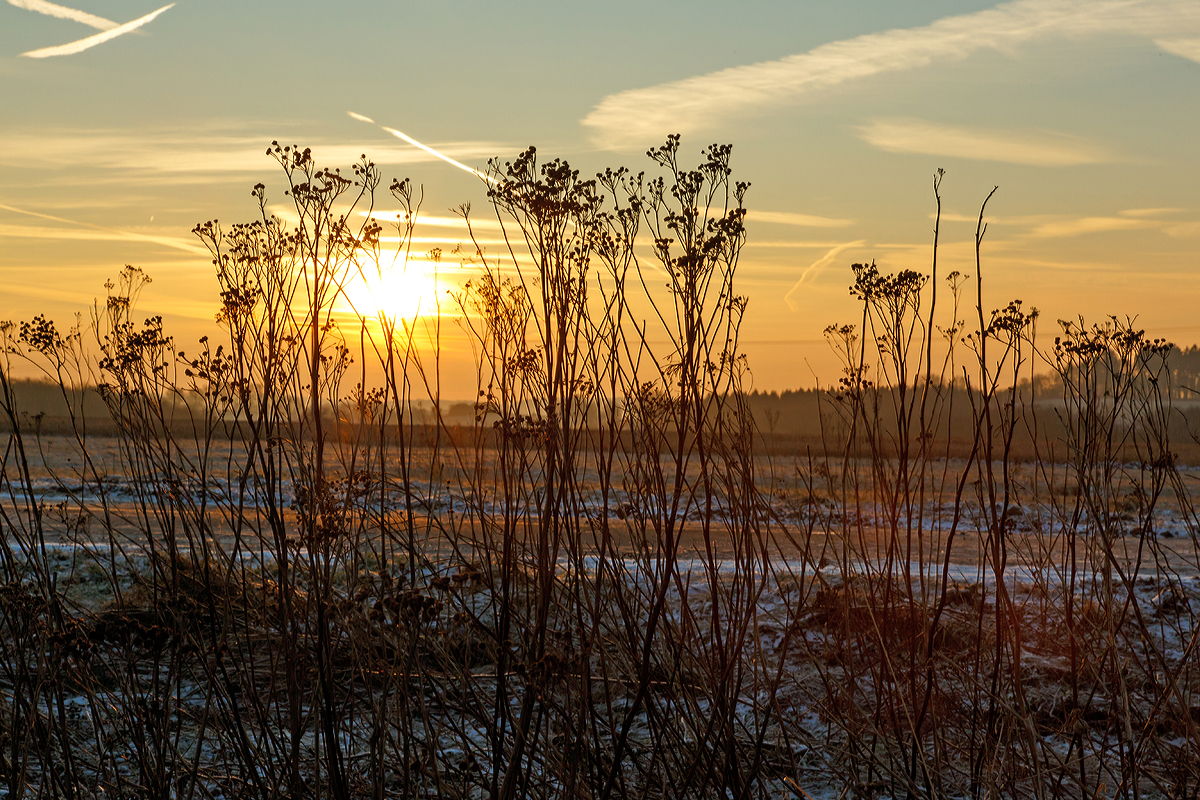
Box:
[529,651,570,686]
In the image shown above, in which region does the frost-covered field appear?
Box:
[5,549,1200,798]
[19,434,1200,561]
[3,433,1199,797]
[6,499,1200,795]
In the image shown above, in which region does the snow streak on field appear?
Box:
[5,436,1200,798]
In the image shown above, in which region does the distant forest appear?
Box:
[743,343,1200,446]
[9,341,1200,446]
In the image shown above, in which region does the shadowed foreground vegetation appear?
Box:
[2,143,1199,799]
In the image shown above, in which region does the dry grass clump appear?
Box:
[2,145,1200,799]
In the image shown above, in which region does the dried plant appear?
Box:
[1,144,1198,800]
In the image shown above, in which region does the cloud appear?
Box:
[0,127,505,178]
[1164,221,1200,237]
[581,0,1200,149]
[784,240,866,310]
[937,207,1197,238]
[359,211,504,231]
[1155,36,1200,61]
[935,211,1052,226]
[748,210,853,228]
[1119,207,1183,217]
[1,279,118,309]
[270,205,507,249]
[0,201,209,253]
[1027,216,1161,237]
[855,118,1115,166]
[21,3,173,58]
[744,240,858,249]
[0,222,207,254]
[6,0,117,30]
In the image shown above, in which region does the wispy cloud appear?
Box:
[744,240,858,250]
[0,222,207,253]
[582,0,1200,149]
[856,118,1115,166]
[1022,212,1200,237]
[748,210,853,228]
[0,127,505,178]
[271,205,505,249]
[6,0,117,30]
[1163,221,1200,237]
[21,3,173,58]
[1155,36,1200,61]
[0,201,208,254]
[1119,207,1183,217]
[935,211,1050,226]
[359,211,504,231]
[1029,216,1164,237]
[936,206,1198,238]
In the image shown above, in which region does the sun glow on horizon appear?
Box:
[341,257,444,323]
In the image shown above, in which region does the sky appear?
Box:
[3,0,1200,396]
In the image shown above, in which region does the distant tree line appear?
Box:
[9,342,1200,439]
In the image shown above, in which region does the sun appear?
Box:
[343,258,442,322]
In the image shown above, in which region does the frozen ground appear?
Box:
[4,435,1200,797]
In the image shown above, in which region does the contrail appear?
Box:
[784,240,865,311]
[0,200,208,255]
[6,0,117,30]
[348,111,497,184]
[21,3,173,58]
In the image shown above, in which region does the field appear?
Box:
[5,425,1200,799]
[18,434,1200,574]
[4,141,1200,799]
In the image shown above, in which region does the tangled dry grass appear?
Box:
[2,143,1199,799]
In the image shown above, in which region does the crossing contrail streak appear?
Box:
[6,0,117,30]
[348,111,497,184]
[784,240,865,311]
[21,3,173,58]
[0,201,207,255]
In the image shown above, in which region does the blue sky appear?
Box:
[3,0,1200,392]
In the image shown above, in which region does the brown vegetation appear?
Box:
[2,143,1199,799]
